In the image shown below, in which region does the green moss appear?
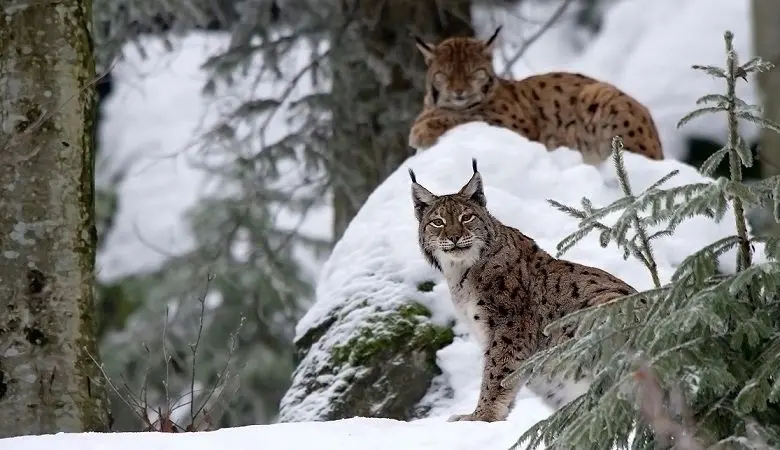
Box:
[330,302,454,368]
[416,280,436,292]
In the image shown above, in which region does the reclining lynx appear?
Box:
[409,28,664,165]
[408,159,637,422]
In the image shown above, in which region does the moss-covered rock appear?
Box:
[330,303,452,367]
[279,281,454,422]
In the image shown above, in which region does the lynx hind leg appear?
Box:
[524,329,592,410]
[525,373,591,411]
[578,84,664,162]
[448,325,525,422]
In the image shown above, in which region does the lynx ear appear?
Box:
[414,36,435,65]
[484,26,502,51]
[458,158,486,207]
[409,168,438,221]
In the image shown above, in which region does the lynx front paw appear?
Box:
[408,124,439,151]
[447,412,476,422]
[446,411,501,423]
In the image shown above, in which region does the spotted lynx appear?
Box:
[408,159,637,422]
[409,28,664,165]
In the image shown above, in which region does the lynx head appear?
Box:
[409,159,495,271]
[414,27,501,110]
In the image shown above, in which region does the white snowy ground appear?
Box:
[4,0,762,448]
[1,418,530,450]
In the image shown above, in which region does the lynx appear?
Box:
[408,159,637,422]
[409,28,664,165]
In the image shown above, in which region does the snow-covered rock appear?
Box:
[280,122,756,424]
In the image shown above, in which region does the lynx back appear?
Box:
[409,29,664,164]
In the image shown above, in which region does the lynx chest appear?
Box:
[445,275,490,348]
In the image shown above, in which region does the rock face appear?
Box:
[278,277,454,422]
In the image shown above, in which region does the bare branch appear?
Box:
[501,0,576,77]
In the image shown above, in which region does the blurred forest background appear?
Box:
[84,0,780,431]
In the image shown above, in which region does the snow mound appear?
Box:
[289,121,758,424]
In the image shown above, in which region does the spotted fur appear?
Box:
[409,159,637,422]
[409,28,664,165]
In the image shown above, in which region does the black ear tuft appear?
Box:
[415,35,435,64]
[414,36,432,52]
[457,166,486,208]
[408,168,417,183]
[485,26,502,48]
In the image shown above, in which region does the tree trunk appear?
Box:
[0,0,110,437]
[329,1,474,240]
[752,0,780,178]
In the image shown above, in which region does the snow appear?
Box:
[96,32,331,283]
[96,34,226,282]
[7,0,755,447]
[1,417,536,450]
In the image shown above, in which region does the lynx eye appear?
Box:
[433,72,447,85]
[429,218,445,228]
[473,69,488,80]
[461,213,475,223]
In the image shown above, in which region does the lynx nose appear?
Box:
[448,235,461,246]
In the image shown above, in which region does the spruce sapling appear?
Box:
[509,30,780,450]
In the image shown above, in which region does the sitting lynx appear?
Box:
[408,159,637,422]
[409,28,664,165]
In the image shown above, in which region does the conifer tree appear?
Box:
[508,30,780,450]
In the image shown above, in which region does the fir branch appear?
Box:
[691,64,727,79]
[611,136,661,288]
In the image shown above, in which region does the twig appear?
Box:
[190,314,245,426]
[190,273,214,424]
[162,307,172,418]
[501,0,575,77]
[84,348,155,429]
